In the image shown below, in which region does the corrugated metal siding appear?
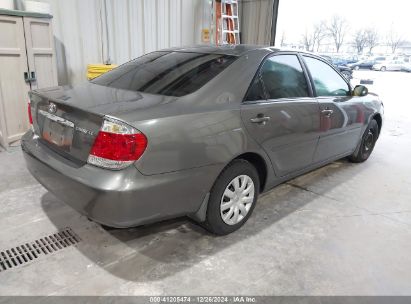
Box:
[36,0,272,86]
[37,0,207,85]
[240,0,274,45]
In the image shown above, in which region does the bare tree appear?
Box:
[353,29,367,54]
[301,21,327,52]
[312,21,328,52]
[365,28,379,54]
[327,15,348,53]
[280,31,286,47]
[387,27,403,54]
[301,29,314,51]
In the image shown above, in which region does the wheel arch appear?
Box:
[372,113,382,136]
[232,152,268,193]
[189,151,269,223]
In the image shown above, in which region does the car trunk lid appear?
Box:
[29,91,104,164]
[28,82,176,164]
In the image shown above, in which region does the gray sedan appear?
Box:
[22,45,384,235]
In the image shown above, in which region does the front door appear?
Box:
[241,54,320,177]
[302,55,363,163]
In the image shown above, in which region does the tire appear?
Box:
[354,66,360,70]
[380,66,386,71]
[348,119,379,163]
[203,159,260,235]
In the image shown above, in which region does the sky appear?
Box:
[276,0,411,44]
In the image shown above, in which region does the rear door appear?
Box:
[241,53,321,177]
[302,55,364,163]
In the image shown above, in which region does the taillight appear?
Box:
[28,101,33,125]
[87,118,147,170]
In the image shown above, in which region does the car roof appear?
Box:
[159,44,272,56]
[161,44,323,56]
[158,45,324,60]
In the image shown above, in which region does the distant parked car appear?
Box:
[373,56,387,62]
[343,55,359,65]
[402,62,411,72]
[349,60,376,70]
[332,58,349,66]
[320,55,353,79]
[337,65,353,80]
[373,60,405,71]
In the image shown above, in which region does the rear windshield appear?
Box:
[92,51,237,97]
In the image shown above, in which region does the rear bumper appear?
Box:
[22,131,221,228]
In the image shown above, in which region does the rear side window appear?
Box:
[303,56,350,97]
[246,54,309,101]
[92,51,236,97]
[245,76,266,101]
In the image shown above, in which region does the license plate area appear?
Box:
[39,110,74,151]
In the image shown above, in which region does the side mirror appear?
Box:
[353,85,368,97]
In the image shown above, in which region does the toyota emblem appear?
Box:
[48,102,57,114]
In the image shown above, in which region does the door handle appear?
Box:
[321,109,334,117]
[250,115,271,124]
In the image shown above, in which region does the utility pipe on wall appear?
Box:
[103,0,111,64]
[270,0,279,45]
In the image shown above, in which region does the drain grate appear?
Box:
[0,227,80,272]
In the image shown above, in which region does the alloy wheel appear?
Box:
[220,175,255,225]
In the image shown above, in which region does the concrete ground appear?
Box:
[0,70,410,296]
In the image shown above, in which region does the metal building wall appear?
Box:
[35,0,275,86]
[37,0,207,85]
[240,0,274,45]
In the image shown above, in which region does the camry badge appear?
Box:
[48,102,57,114]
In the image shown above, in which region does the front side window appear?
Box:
[303,56,350,97]
[259,55,309,100]
[92,51,236,97]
